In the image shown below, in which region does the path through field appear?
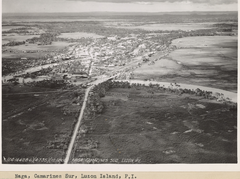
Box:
[64,75,117,163]
[64,85,93,164]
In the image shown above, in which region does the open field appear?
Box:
[2,52,51,59]
[2,41,75,59]
[2,84,85,164]
[2,25,25,31]
[71,87,237,163]
[134,36,237,92]
[58,32,104,39]
[2,40,9,45]
[2,34,40,43]
[4,41,74,51]
[105,22,216,31]
[171,36,237,48]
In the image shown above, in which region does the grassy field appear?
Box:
[2,41,75,59]
[58,32,104,39]
[71,87,237,164]
[171,36,237,48]
[134,36,237,92]
[2,51,51,59]
[5,41,74,51]
[2,26,25,31]
[2,34,40,43]
[105,22,216,31]
[2,84,85,164]
[2,40,9,45]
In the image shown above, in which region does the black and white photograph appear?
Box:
[1,0,238,165]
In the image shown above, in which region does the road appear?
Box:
[64,75,117,164]
[64,76,237,164]
[64,85,93,164]
[2,56,91,83]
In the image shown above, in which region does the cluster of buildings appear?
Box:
[62,34,169,79]
[4,32,175,85]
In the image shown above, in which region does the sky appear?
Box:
[2,0,238,13]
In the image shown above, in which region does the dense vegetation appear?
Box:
[83,80,236,122]
[2,41,25,47]
[26,32,60,45]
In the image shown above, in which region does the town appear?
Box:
[2,11,238,164]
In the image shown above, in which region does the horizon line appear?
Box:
[2,11,238,14]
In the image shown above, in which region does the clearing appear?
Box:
[58,32,104,39]
[2,34,40,44]
[105,22,216,31]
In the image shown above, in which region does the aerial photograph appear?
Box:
[1,0,238,164]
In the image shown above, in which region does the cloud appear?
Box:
[135,1,153,5]
[67,0,237,5]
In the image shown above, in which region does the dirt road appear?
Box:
[64,85,93,164]
[64,75,116,163]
